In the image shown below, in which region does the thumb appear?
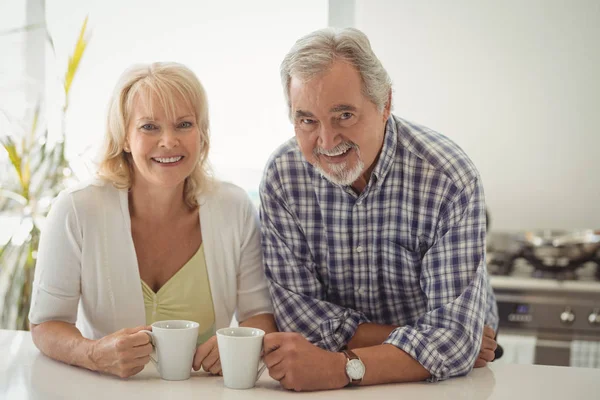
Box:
[193,340,213,371]
[129,325,152,333]
[262,333,282,356]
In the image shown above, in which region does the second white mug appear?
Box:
[216,327,266,389]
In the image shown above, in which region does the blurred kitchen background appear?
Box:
[1,0,599,368]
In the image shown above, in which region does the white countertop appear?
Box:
[1,329,599,399]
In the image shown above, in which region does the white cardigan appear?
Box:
[29,179,273,340]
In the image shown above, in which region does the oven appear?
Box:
[488,231,600,368]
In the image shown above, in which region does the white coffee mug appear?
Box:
[141,320,199,381]
[216,327,266,389]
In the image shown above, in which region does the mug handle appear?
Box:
[256,361,267,382]
[140,330,159,370]
[256,342,267,382]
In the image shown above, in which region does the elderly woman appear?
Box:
[28,62,277,378]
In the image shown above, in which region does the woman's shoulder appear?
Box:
[49,178,123,220]
[200,180,254,210]
[56,178,120,204]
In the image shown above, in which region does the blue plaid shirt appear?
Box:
[259,115,499,381]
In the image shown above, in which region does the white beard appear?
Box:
[314,149,364,186]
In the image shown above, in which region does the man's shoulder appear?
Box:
[265,137,303,167]
[262,137,310,187]
[393,115,480,188]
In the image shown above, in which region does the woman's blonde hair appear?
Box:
[97,62,212,209]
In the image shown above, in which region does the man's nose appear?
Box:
[317,123,338,150]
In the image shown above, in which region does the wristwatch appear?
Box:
[342,349,365,385]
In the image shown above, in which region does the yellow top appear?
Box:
[142,243,216,345]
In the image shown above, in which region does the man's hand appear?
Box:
[263,332,348,392]
[193,336,222,375]
[474,325,497,368]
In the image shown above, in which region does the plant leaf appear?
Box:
[0,136,25,192]
[64,16,89,100]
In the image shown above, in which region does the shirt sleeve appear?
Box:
[383,178,489,381]
[235,191,274,322]
[484,268,499,332]
[29,191,82,325]
[259,170,370,351]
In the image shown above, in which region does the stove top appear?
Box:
[486,231,600,283]
[488,255,600,282]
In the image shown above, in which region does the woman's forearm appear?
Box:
[240,313,278,333]
[31,321,96,371]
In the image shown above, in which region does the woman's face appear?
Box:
[126,91,200,191]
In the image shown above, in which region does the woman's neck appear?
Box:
[128,181,191,224]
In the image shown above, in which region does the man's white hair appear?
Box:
[280,27,392,120]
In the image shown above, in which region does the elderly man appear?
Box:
[259,27,499,392]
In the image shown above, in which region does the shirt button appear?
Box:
[356,287,366,295]
[356,245,363,253]
[356,200,363,206]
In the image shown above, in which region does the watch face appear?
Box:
[346,359,365,380]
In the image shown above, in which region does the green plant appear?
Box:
[0,17,90,330]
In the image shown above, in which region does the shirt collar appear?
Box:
[369,116,398,187]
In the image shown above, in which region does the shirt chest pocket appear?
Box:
[377,239,423,298]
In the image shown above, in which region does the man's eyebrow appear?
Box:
[330,104,357,113]
[294,110,315,118]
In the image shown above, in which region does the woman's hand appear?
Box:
[193,335,222,375]
[89,326,153,378]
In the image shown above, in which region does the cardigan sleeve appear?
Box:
[234,191,274,322]
[29,190,83,325]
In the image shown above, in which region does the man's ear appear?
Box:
[383,90,392,121]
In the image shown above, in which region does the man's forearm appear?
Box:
[347,323,397,349]
[240,313,278,334]
[353,344,431,385]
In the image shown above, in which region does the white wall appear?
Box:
[44,0,328,203]
[355,0,600,230]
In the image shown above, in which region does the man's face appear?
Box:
[289,60,390,191]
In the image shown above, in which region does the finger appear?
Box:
[208,360,222,375]
[268,363,286,381]
[263,346,285,368]
[130,343,153,359]
[202,345,220,372]
[124,325,152,335]
[474,358,487,368]
[482,336,498,351]
[263,333,287,355]
[130,331,153,347]
[483,325,495,339]
[193,339,216,370]
[131,355,151,367]
[279,375,296,391]
[479,349,496,362]
[118,356,150,376]
[128,365,146,377]
[120,353,151,370]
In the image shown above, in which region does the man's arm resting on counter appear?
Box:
[346,323,396,349]
[352,344,431,385]
[239,313,278,333]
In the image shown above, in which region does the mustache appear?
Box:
[313,141,357,157]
